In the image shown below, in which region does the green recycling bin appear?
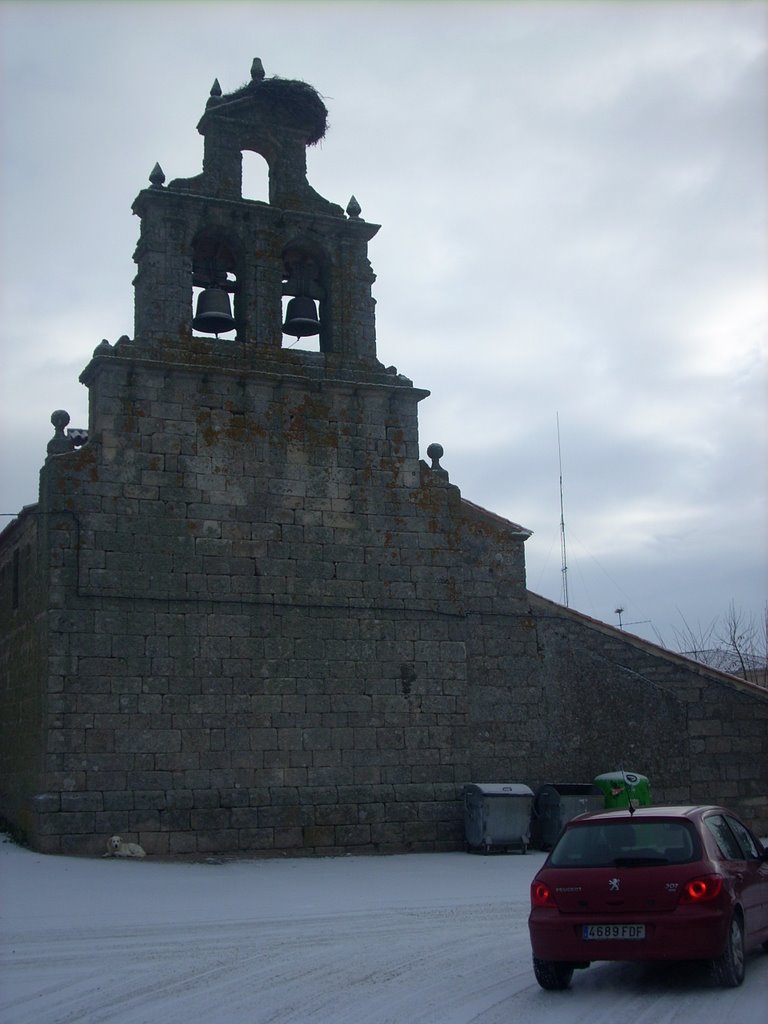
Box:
[593,771,651,809]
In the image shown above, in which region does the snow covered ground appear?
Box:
[1,835,766,1024]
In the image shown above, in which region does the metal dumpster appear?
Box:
[593,771,651,809]
[464,783,534,854]
[530,782,603,850]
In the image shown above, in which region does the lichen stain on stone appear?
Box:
[121,397,146,428]
[284,394,337,448]
[52,443,98,491]
[414,482,447,515]
[461,511,517,552]
[381,453,406,490]
[196,409,218,448]
[389,429,405,453]
[196,405,270,449]
[223,413,268,444]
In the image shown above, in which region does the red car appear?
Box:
[528,805,768,989]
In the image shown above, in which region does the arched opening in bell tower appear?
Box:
[281,244,328,354]
[241,151,270,203]
[191,234,239,340]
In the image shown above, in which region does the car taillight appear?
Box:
[679,874,724,904]
[531,881,556,908]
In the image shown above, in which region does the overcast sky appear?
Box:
[1,0,765,650]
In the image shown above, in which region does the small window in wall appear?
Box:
[241,151,269,203]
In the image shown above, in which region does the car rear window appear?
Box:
[549,819,699,867]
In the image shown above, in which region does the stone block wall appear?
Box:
[32,599,481,856]
[11,339,530,855]
[523,597,768,834]
[2,339,766,855]
[0,510,47,837]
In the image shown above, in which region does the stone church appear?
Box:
[1,61,766,855]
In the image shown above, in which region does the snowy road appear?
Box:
[1,838,766,1024]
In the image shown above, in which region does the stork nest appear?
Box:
[230,76,328,145]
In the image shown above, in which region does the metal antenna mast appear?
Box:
[557,413,569,607]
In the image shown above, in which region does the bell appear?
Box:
[192,288,235,335]
[283,296,321,338]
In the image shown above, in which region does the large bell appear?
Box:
[192,288,235,336]
[283,296,321,338]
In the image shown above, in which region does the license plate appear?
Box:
[582,924,645,940]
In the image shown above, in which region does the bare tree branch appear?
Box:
[669,602,768,687]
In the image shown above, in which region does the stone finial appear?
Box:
[149,163,165,188]
[206,79,223,108]
[93,339,112,356]
[47,410,75,456]
[251,57,265,82]
[346,195,361,219]
[426,442,449,481]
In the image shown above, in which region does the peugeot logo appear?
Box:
[609,878,620,892]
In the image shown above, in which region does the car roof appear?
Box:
[567,805,729,825]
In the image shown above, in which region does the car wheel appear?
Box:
[711,913,745,988]
[533,957,574,991]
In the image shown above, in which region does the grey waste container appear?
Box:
[464,783,534,854]
[530,783,603,850]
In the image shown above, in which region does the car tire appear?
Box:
[533,957,574,991]
[711,913,745,988]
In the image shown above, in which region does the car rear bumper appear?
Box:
[528,907,729,962]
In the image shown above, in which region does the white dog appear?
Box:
[105,835,146,858]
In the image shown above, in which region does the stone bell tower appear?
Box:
[12,59,533,857]
[68,57,433,614]
[131,57,380,362]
